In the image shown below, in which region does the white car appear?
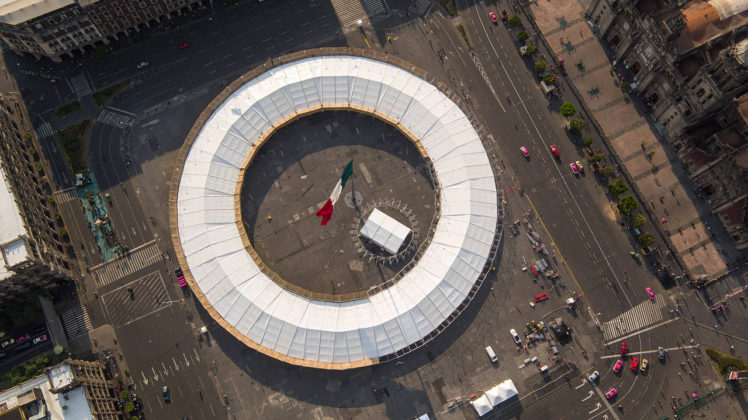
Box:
[136,61,149,69]
[509,329,521,344]
[588,370,600,383]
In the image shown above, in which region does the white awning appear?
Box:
[470,395,494,416]
[359,208,411,254]
[485,379,518,406]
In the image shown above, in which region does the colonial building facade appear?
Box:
[0,0,213,62]
[0,95,75,304]
[587,0,748,250]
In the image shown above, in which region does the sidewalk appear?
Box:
[519,0,731,284]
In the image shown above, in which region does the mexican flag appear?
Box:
[316,160,353,226]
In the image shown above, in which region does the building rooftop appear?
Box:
[0,0,74,26]
[0,363,92,420]
[0,162,30,280]
[675,0,748,53]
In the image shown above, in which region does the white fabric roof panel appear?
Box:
[176,55,497,367]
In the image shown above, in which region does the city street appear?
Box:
[1,0,744,419]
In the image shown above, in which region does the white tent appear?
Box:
[470,395,494,416]
[175,55,497,368]
[485,379,518,407]
[359,208,411,254]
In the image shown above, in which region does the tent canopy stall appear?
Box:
[359,208,412,254]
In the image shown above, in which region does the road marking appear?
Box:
[588,402,601,414]
[202,62,214,67]
[260,38,272,43]
[603,317,681,345]
[183,353,190,367]
[152,367,159,382]
[600,343,699,359]
[141,371,149,386]
[575,380,587,390]
[173,357,179,370]
[197,49,207,54]
[222,54,231,59]
[582,390,594,401]
[193,348,200,362]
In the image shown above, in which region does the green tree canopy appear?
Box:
[508,15,522,27]
[535,60,547,73]
[638,232,656,247]
[599,166,614,178]
[632,214,647,229]
[560,102,576,117]
[517,31,529,41]
[618,195,639,215]
[568,118,585,132]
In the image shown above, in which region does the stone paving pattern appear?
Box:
[529,0,728,281]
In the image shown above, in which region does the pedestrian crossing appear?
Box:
[330,0,386,29]
[60,304,93,341]
[91,241,161,288]
[602,297,667,341]
[96,109,133,129]
[69,73,92,98]
[54,188,78,205]
[102,271,170,328]
[35,121,54,139]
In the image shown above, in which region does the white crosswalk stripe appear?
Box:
[69,73,92,98]
[602,298,667,341]
[104,271,170,328]
[53,188,78,205]
[35,121,54,139]
[96,109,133,129]
[330,0,386,29]
[60,304,93,341]
[91,241,161,288]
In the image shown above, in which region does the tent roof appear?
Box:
[176,55,497,368]
[359,208,412,254]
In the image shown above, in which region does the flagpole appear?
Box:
[350,162,361,218]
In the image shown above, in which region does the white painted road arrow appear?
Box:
[575,380,587,390]
[582,390,594,401]
[588,402,601,414]
[140,371,149,386]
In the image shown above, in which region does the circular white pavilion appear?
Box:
[170,50,499,369]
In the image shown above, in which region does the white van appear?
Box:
[485,346,498,363]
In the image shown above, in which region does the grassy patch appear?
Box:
[705,346,748,376]
[435,0,458,16]
[53,100,81,119]
[93,79,131,107]
[56,119,91,174]
[456,24,470,47]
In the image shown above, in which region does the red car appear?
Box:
[179,41,191,49]
[646,287,655,300]
[620,342,629,356]
[605,388,618,399]
[550,144,559,157]
[489,12,497,23]
[613,360,623,373]
[520,146,530,158]
[630,357,639,371]
[534,293,549,302]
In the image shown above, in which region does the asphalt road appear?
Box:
[3,0,738,418]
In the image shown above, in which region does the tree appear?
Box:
[543,73,557,85]
[568,118,585,132]
[638,232,656,247]
[599,166,614,178]
[59,228,69,240]
[560,102,576,117]
[526,45,538,55]
[608,179,628,196]
[590,153,604,163]
[517,31,529,41]
[120,390,129,400]
[632,214,647,229]
[535,60,547,73]
[582,137,593,146]
[507,14,522,27]
[125,402,135,414]
[618,195,639,215]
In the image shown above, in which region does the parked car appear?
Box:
[570,162,580,175]
[575,160,584,172]
[0,351,7,359]
[620,342,629,356]
[16,334,30,343]
[613,360,623,373]
[658,346,665,360]
[640,358,649,372]
[489,12,497,23]
[520,147,530,158]
[1,338,15,348]
[605,388,617,399]
[136,61,149,69]
[588,370,599,383]
[14,342,31,352]
[485,346,498,363]
[646,287,655,300]
[630,357,639,371]
[509,329,521,344]
[178,41,191,49]
[32,334,47,345]
[162,386,170,403]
